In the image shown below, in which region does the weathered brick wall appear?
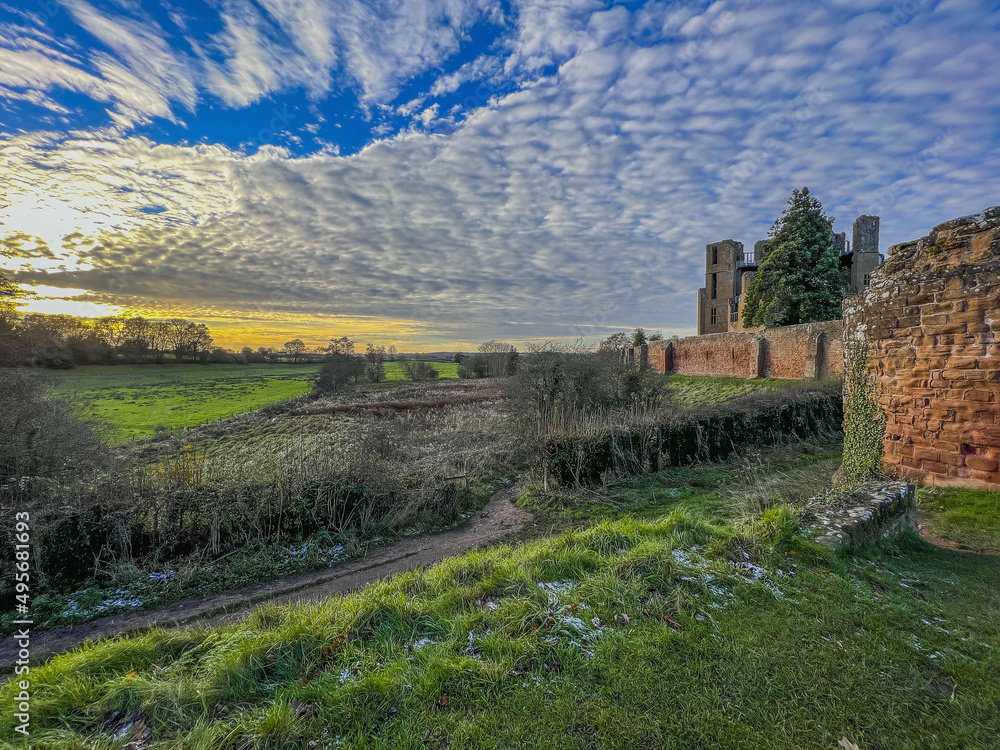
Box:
[764,320,845,379]
[668,332,763,378]
[645,321,844,380]
[843,206,1000,490]
[647,340,672,374]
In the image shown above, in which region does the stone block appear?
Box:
[966,455,999,473]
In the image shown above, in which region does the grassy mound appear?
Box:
[662,375,804,406]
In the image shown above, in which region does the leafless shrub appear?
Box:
[0,369,105,489]
[503,341,666,440]
[399,359,440,381]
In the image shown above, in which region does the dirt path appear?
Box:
[1,486,531,673]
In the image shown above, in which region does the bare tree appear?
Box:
[186,323,213,362]
[597,332,630,353]
[120,317,154,361]
[399,358,439,381]
[284,339,307,363]
[326,335,356,356]
[365,343,386,382]
[477,340,519,378]
[387,344,398,361]
[95,316,129,350]
[148,321,171,363]
[163,318,190,361]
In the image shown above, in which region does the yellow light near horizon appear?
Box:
[9,289,465,351]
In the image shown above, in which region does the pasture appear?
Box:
[48,361,459,444]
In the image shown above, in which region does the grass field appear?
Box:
[45,364,784,446]
[9,444,1000,749]
[48,364,322,444]
[47,362,459,444]
[662,375,806,406]
[385,361,459,380]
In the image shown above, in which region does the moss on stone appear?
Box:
[842,339,886,481]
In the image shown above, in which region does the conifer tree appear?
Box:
[742,187,843,327]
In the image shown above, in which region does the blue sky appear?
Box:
[1,0,998,349]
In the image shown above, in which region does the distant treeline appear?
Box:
[0,311,310,369]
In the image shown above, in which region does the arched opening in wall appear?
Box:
[815,332,828,379]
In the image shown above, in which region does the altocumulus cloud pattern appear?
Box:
[1,0,999,347]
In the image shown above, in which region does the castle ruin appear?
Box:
[697,215,883,335]
[843,205,1000,490]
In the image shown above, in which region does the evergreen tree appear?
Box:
[742,187,843,328]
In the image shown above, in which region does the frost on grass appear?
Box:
[669,544,796,605]
[537,580,575,596]
[60,590,145,619]
[287,543,346,561]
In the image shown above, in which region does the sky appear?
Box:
[0,0,998,351]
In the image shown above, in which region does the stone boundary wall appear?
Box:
[664,331,763,378]
[641,320,844,380]
[806,481,916,548]
[842,206,1000,490]
[764,320,845,380]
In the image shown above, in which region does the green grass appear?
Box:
[48,364,323,444]
[46,362,459,444]
[9,447,1000,749]
[663,375,809,406]
[519,441,844,530]
[918,486,1000,554]
[383,361,459,380]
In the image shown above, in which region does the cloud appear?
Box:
[2,0,999,346]
[429,53,503,96]
[0,0,505,128]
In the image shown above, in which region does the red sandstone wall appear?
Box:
[646,322,844,381]
[827,333,845,381]
[764,320,845,380]
[647,340,671,373]
[843,206,1000,491]
[670,332,762,378]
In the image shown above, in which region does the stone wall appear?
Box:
[764,320,845,380]
[644,320,844,380]
[664,332,763,378]
[842,206,1000,490]
[807,481,916,549]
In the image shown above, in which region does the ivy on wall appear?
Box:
[842,338,886,481]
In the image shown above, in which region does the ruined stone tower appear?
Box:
[698,215,881,335]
